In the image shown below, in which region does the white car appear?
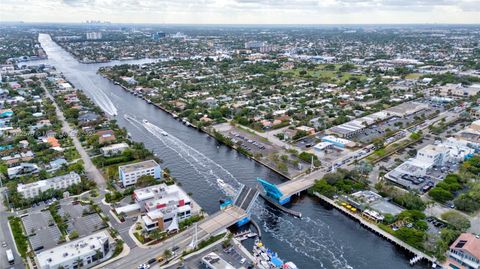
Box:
[137,264,150,269]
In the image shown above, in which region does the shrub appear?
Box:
[441,211,471,231]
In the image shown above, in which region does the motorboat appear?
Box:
[161,131,168,136]
[253,239,298,269]
[142,119,149,124]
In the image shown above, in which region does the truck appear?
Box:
[6,249,14,264]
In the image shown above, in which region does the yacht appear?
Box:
[253,240,298,269]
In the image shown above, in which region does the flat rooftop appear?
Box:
[37,231,110,268]
[119,159,159,174]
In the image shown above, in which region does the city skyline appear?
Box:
[1,0,480,24]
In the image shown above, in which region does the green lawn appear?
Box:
[281,64,366,84]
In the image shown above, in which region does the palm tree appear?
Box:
[74,257,84,267]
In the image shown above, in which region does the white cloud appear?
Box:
[0,0,479,23]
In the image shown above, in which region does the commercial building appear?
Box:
[17,172,81,199]
[118,159,161,187]
[100,142,129,156]
[321,135,356,148]
[313,141,334,153]
[446,233,480,269]
[386,142,474,188]
[327,101,428,138]
[115,183,193,232]
[36,231,111,269]
[438,83,480,97]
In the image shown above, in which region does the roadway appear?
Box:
[276,108,463,200]
[0,192,25,269]
[104,206,247,269]
[43,82,107,189]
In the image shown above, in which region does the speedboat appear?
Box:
[142,119,149,124]
[161,131,168,136]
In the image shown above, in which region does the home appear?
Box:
[7,163,40,179]
[445,233,480,269]
[295,126,316,135]
[0,109,14,118]
[100,142,129,157]
[78,112,100,123]
[95,130,116,144]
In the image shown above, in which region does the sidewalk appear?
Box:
[91,242,131,269]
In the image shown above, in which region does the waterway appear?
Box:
[29,33,428,269]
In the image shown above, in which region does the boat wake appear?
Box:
[82,73,118,116]
[124,116,354,269]
[251,204,354,269]
[125,115,242,196]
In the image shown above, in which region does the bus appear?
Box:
[6,249,14,264]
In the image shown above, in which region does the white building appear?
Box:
[36,231,111,269]
[17,172,81,199]
[115,183,193,232]
[86,32,102,40]
[387,142,474,179]
[118,160,161,187]
[100,142,129,157]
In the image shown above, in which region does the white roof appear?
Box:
[37,231,109,268]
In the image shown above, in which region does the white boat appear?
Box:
[216,179,237,197]
[161,131,168,136]
[284,262,299,269]
[142,119,149,124]
[253,240,297,269]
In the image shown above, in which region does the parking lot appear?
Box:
[164,241,252,269]
[58,202,106,237]
[22,211,62,252]
[350,102,446,144]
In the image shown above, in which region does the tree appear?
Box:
[164,249,172,259]
[393,192,426,211]
[441,211,471,231]
[135,175,156,188]
[428,187,453,203]
[394,227,425,249]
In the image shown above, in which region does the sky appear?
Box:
[1,0,480,24]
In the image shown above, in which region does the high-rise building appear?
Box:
[86,32,102,40]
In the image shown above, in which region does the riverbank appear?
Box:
[100,74,296,181]
[313,192,437,267]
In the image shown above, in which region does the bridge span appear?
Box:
[257,169,325,205]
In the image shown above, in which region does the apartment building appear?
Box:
[17,172,81,199]
[118,160,161,187]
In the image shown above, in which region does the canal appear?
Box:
[31,33,428,269]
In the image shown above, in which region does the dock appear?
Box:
[314,192,437,266]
